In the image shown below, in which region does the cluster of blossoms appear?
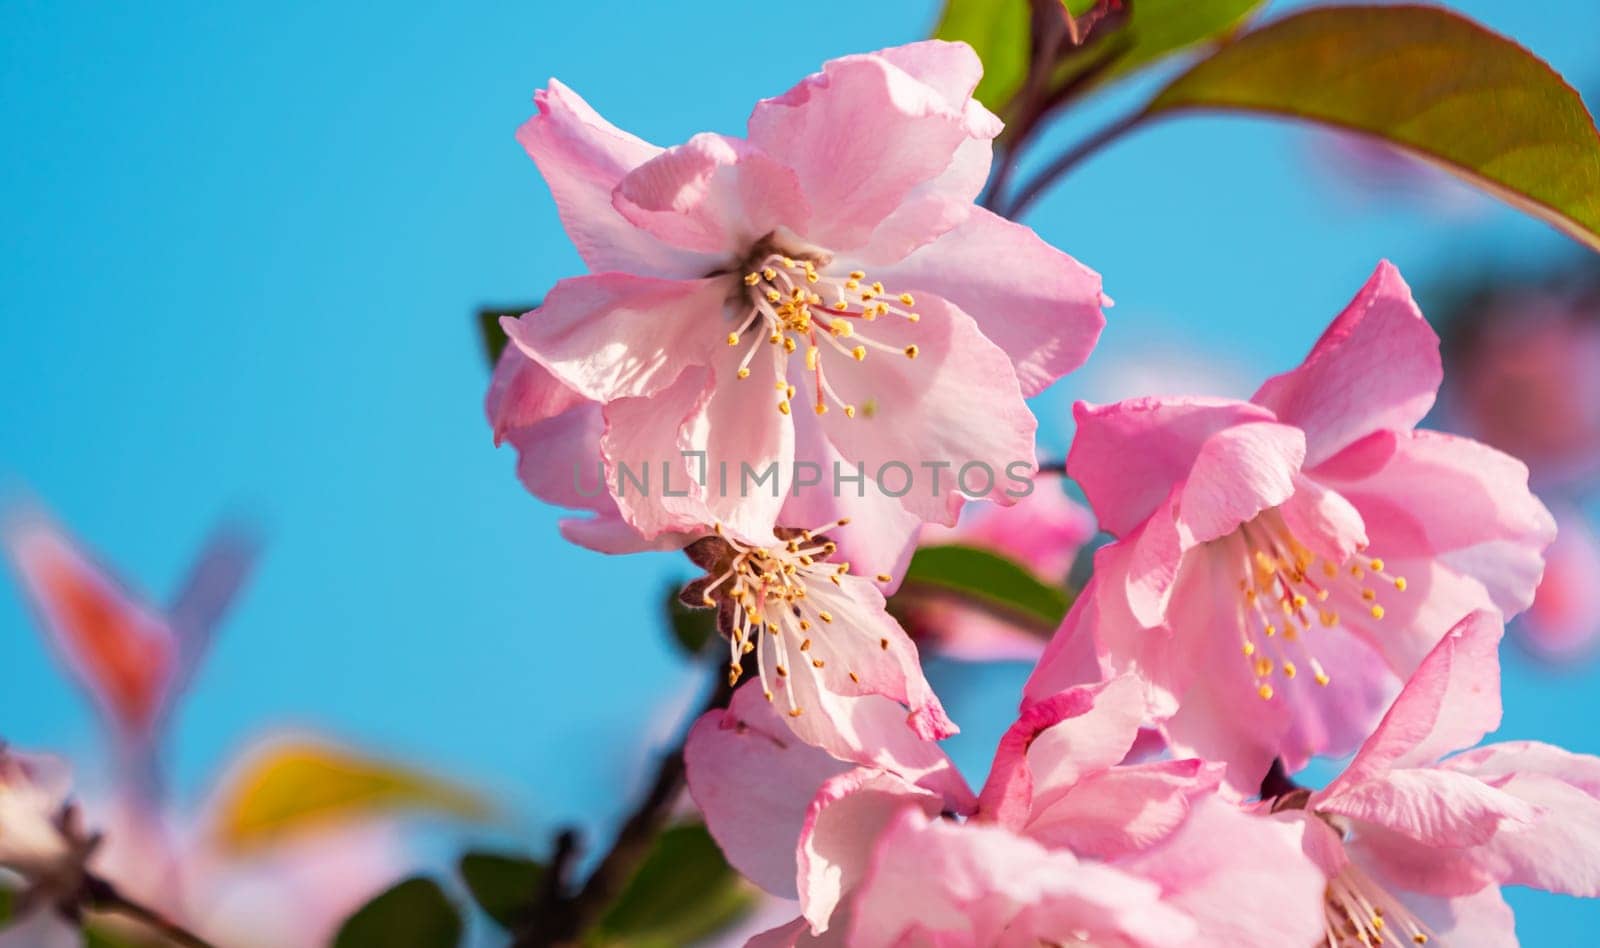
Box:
[476,38,1600,946]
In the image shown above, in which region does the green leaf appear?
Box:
[665,582,718,656]
[586,823,752,948]
[334,877,463,948]
[0,887,13,926]
[898,544,1070,631]
[459,851,545,931]
[1146,5,1600,253]
[477,306,523,368]
[1054,0,1264,94]
[933,0,1031,112]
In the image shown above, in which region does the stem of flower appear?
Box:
[83,876,218,948]
[512,658,736,947]
[1000,110,1149,220]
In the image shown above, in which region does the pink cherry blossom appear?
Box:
[680,526,956,747]
[906,476,1095,662]
[498,41,1106,578]
[687,677,1323,946]
[1273,610,1600,946]
[1029,262,1555,789]
[0,746,96,939]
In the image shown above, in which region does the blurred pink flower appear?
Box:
[1028,262,1555,790]
[906,476,1094,662]
[1443,288,1600,490]
[686,678,1323,946]
[0,748,90,903]
[495,40,1106,578]
[1276,611,1600,945]
[1515,505,1600,664]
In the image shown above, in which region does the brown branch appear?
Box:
[84,876,217,948]
[513,661,735,947]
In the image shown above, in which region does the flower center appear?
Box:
[729,251,921,418]
[692,522,894,719]
[1230,509,1408,701]
[1324,857,1432,946]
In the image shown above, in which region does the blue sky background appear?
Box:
[3,0,1598,940]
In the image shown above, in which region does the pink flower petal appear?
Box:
[516,80,707,277]
[612,133,809,256]
[1021,578,1109,708]
[485,347,590,444]
[1327,610,1505,788]
[1022,758,1225,861]
[1318,766,1534,848]
[747,54,976,252]
[808,293,1037,526]
[504,273,728,402]
[1252,261,1441,466]
[1177,422,1306,543]
[1068,397,1278,539]
[797,770,944,933]
[877,207,1106,396]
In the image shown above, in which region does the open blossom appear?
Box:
[1028,261,1555,788]
[681,522,955,748]
[1513,505,1600,664]
[906,475,1095,661]
[686,677,1323,946]
[1273,611,1600,945]
[496,40,1106,578]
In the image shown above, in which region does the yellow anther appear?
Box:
[788,708,804,718]
[1242,641,1256,656]
[812,659,824,668]
[1320,610,1339,627]
[1258,684,1275,700]
[1255,657,1274,677]
[766,289,781,303]
[737,367,750,379]
[845,279,860,291]
[849,270,865,280]
[777,400,791,415]
[786,384,796,398]
[879,637,890,650]
[814,403,827,415]
[876,573,892,583]
[805,270,819,284]
[844,405,857,418]
[1265,624,1277,638]
[1394,577,1408,592]
[851,345,866,361]
[1323,561,1338,578]
[781,257,795,268]
[904,345,919,359]
[783,337,797,353]
[806,346,819,370]
[1315,671,1331,686]
[832,300,848,311]
[744,272,761,285]
[907,312,920,323]
[871,281,884,294]
[1370,605,1386,620]
[726,332,740,346]
[1361,588,1376,601]
[830,318,853,337]
[899,293,915,305]
[1283,661,1298,679]
[1316,589,1330,602]
[818,610,833,623]
[1292,594,1308,609]
[762,267,777,280]
[1369,558,1385,571]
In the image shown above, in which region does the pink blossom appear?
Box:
[1029,262,1555,789]
[497,41,1106,578]
[680,525,956,747]
[687,677,1324,946]
[1275,610,1600,945]
[0,747,96,940]
[906,477,1094,662]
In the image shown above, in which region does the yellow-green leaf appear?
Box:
[1147,4,1600,253]
[334,877,463,948]
[934,0,1031,112]
[586,823,753,948]
[212,741,490,852]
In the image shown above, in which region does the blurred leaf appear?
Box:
[0,887,12,926]
[586,823,752,948]
[665,583,717,657]
[898,544,1070,631]
[82,926,142,948]
[933,0,1031,112]
[459,851,544,932]
[1146,5,1600,253]
[334,877,462,948]
[212,741,490,852]
[1054,0,1264,94]
[477,305,535,369]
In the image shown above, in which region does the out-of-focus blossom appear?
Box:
[495,40,1106,579]
[0,748,95,947]
[907,476,1094,661]
[1514,505,1600,664]
[1,502,412,947]
[686,678,1323,946]
[1029,262,1555,790]
[680,525,956,750]
[1274,611,1600,945]
[1442,285,1600,491]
